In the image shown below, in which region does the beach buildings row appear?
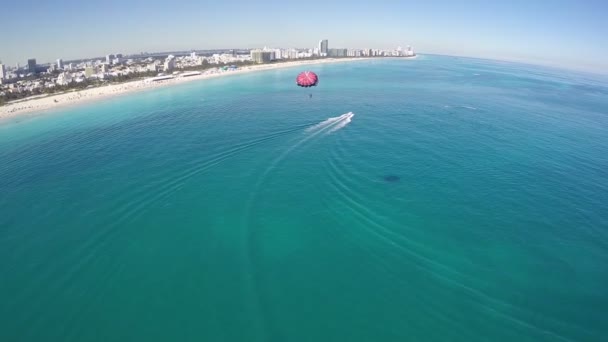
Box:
[1,42,414,95]
[248,42,415,63]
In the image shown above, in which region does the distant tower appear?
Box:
[319,39,328,56]
[57,58,64,69]
[0,63,6,79]
[163,55,176,72]
[27,59,37,73]
[105,54,115,64]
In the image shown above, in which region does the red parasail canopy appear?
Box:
[296,71,319,87]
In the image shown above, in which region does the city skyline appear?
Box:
[1,0,607,74]
[0,42,414,103]
[0,42,413,71]
[1,43,408,69]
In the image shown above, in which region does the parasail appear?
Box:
[296,71,319,87]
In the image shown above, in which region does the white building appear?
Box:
[57,59,64,69]
[56,72,73,85]
[105,54,115,64]
[163,55,176,72]
[319,39,328,56]
[406,46,415,56]
[287,49,298,59]
[148,63,158,72]
[84,66,97,78]
[0,64,6,79]
[298,50,312,58]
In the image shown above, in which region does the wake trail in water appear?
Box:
[241,111,356,340]
[70,124,313,274]
[305,112,354,133]
[247,111,356,206]
[328,112,354,133]
[263,112,355,176]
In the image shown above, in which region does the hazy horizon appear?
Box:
[2,0,607,74]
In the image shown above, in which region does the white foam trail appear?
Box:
[306,112,352,133]
[328,112,354,133]
[248,111,355,198]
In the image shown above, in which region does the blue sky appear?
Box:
[1,0,607,73]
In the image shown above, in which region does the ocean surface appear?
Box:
[1,55,608,341]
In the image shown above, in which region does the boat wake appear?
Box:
[329,112,354,133]
[244,111,356,222]
[242,110,355,330]
[306,112,354,134]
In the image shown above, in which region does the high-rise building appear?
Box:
[106,54,115,64]
[0,64,6,79]
[250,50,272,63]
[319,39,328,56]
[57,59,64,69]
[328,48,347,57]
[287,49,298,59]
[27,59,37,73]
[163,55,176,72]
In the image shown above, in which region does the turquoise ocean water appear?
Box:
[1,56,608,341]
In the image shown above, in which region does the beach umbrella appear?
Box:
[296,71,319,87]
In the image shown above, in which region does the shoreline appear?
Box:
[0,57,417,121]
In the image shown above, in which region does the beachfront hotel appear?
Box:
[250,50,273,64]
[319,39,328,56]
[0,63,6,80]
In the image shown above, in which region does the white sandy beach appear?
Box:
[1,57,418,121]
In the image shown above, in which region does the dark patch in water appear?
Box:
[383,175,400,182]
